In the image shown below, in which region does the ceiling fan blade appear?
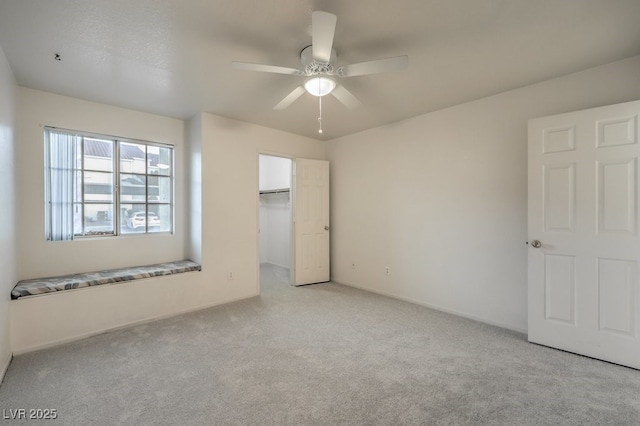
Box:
[331,85,361,110]
[274,86,306,110]
[312,11,337,63]
[232,61,303,75]
[336,55,408,77]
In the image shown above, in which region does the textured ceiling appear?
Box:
[1,0,640,140]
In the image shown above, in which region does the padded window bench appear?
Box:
[11,260,201,299]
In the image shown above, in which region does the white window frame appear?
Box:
[44,127,174,240]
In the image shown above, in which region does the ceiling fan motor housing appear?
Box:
[301,45,336,75]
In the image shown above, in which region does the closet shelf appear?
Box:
[259,188,290,195]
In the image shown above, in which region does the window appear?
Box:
[45,127,173,241]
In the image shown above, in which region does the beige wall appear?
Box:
[10,51,640,353]
[327,55,640,333]
[11,108,325,353]
[0,46,16,380]
[187,114,203,265]
[196,113,325,300]
[16,88,188,278]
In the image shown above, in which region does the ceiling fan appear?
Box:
[232,11,408,130]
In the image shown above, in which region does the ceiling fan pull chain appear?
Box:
[318,89,323,134]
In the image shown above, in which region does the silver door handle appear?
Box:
[324,226,330,231]
[530,240,542,248]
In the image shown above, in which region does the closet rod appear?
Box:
[259,188,290,195]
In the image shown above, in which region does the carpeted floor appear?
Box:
[1,264,639,425]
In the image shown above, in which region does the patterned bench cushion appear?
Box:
[11,260,201,299]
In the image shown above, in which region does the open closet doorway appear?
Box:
[259,154,293,291]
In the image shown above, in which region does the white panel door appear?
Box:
[294,158,330,285]
[528,100,640,369]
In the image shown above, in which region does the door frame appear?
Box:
[257,151,295,291]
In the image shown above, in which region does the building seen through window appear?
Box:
[45,128,173,240]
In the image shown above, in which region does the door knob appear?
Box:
[530,240,542,248]
[324,226,330,231]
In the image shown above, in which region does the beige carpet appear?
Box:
[1,263,639,425]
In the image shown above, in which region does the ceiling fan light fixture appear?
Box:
[304,76,336,97]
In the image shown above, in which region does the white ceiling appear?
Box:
[1,0,639,140]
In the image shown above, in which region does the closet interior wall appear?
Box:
[259,155,292,269]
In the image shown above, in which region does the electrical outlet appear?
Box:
[385,266,390,276]
[227,271,233,280]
